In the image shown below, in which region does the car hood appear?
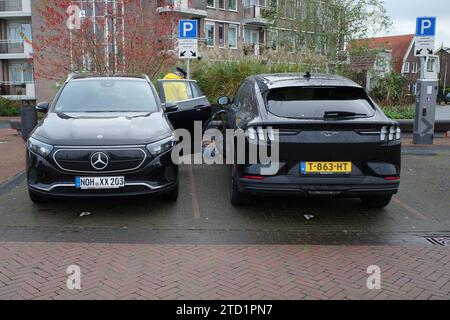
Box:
[32,112,173,146]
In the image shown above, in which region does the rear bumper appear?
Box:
[238,175,400,198]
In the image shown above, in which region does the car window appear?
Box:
[190,82,204,98]
[266,86,375,119]
[53,79,158,113]
[162,81,194,103]
[234,82,251,111]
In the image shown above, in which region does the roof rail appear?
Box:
[142,74,151,83]
[65,72,79,83]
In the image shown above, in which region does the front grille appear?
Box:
[53,148,147,173]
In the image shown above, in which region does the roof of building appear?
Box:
[349,34,415,73]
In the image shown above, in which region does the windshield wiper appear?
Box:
[323,111,367,119]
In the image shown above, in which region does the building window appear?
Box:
[228,0,237,11]
[207,0,215,8]
[403,61,410,73]
[218,23,225,47]
[228,25,238,48]
[218,0,225,9]
[427,58,436,73]
[412,62,418,73]
[205,22,215,46]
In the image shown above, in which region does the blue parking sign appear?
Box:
[179,20,198,39]
[416,17,436,37]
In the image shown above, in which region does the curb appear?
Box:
[0,171,26,197]
[398,119,450,133]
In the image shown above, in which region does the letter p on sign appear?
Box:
[416,17,437,37]
[179,20,198,39]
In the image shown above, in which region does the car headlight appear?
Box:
[27,137,54,158]
[146,135,177,156]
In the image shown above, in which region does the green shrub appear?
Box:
[382,105,415,119]
[0,98,21,116]
[370,73,407,107]
[191,59,317,102]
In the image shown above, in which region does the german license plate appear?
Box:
[301,162,352,174]
[75,177,125,189]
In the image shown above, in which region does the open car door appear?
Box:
[157,79,211,135]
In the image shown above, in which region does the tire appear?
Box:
[360,195,392,209]
[28,189,48,203]
[158,183,179,202]
[230,166,249,206]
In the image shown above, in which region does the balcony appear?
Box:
[157,0,207,18]
[0,82,35,100]
[0,0,32,18]
[243,5,272,26]
[0,39,32,58]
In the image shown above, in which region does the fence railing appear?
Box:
[243,5,272,20]
[0,0,22,12]
[0,82,34,97]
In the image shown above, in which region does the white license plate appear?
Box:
[75,177,125,190]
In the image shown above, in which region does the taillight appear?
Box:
[380,126,388,141]
[395,127,401,140]
[247,127,277,142]
[380,125,401,141]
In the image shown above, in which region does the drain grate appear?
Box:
[426,237,450,246]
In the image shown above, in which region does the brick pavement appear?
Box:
[0,242,449,300]
[0,128,25,184]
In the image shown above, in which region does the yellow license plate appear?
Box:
[301,162,352,174]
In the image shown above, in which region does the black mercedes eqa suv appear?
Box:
[27,74,180,203]
[218,73,401,208]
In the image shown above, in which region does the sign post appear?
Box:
[413,17,439,145]
[178,20,199,79]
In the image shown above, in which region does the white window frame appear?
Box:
[207,0,215,8]
[412,62,418,73]
[228,0,238,11]
[227,24,238,49]
[205,22,216,47]
[403,61,410,74]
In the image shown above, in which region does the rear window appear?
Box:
[266,86,375,119]
[54,79,158,113]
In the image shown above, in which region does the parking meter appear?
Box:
[413,55,439,144]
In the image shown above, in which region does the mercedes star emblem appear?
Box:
[90,152,109,170]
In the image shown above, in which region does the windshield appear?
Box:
[266,86,375,119]
[53,79,159,113]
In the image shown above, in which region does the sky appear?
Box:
[376,0,449,48]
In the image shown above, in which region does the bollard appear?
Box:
[20,101,37,141]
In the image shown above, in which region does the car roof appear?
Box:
[68,74,148,82]
[253,73,362,92]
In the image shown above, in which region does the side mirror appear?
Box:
[36,102,49,114]
[163,102,178,113]
[217,96,231,106]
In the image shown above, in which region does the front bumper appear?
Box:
[27,149,178,198]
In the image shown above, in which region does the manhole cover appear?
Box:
[426,237,450,246]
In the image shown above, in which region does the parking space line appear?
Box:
[187,165,201,219]
[392,196,427,220]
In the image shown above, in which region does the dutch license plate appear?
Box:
[301,162,352,174]
[75,177,125,190]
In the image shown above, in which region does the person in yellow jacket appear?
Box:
[162,67,189,102]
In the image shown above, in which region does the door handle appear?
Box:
[194,105,206,111]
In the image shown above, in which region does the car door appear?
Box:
[157,79,211,135]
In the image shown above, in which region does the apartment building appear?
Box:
[0,0,34,104]
[157,0,287,56]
